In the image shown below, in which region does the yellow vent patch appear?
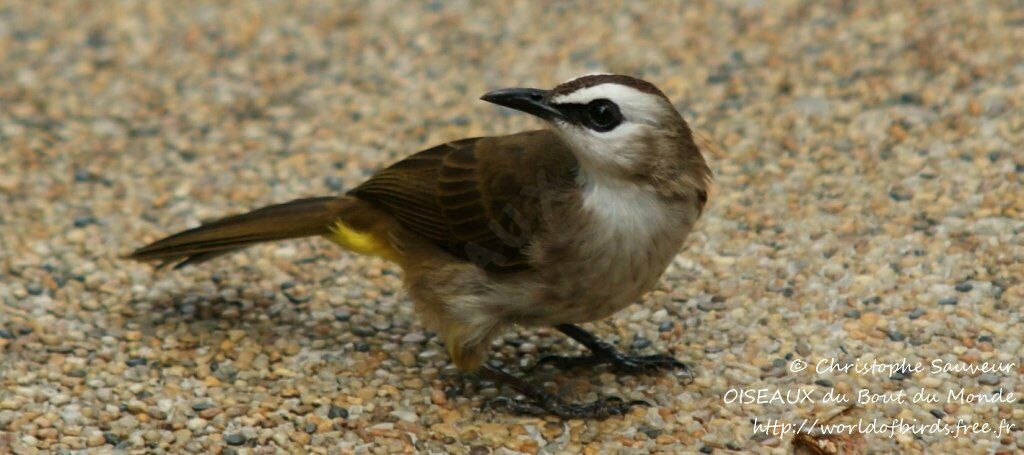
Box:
[326,221,398,262]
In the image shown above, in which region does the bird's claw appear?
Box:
[535,351,692,378]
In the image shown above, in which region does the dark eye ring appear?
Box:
[586,100,622,131]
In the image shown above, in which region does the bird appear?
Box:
[128,73,712,418]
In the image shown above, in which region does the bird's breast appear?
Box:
[531,183,697,324]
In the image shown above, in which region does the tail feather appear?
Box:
[128,196,347,268]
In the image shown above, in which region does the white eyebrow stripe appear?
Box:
[551,83,665,123]
[551,83,647,105]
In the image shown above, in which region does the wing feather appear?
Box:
[348,130,576,271]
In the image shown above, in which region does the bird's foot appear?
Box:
[535,324,693,379]
[536,350,691,376]
[478,363,649,419]
[487,394,647,419]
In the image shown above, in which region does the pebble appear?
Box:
[199,408,222,420]
[937,297,958,306]
[977,374,1001,386]
[125,357,147,367]
[224,434,247,446]
[397,351,417,367]
[352,327,376,337]
[328,406,348,419]
[401,332,427,343]
[954,282,973,292]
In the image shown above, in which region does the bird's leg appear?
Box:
[535,324,691,376]
[479,363,645,419]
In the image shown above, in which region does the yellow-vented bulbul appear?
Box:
[129,74,712,418]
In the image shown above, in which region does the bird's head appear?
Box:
[482,74,709,194]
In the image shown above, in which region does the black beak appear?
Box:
[480,88,565,121]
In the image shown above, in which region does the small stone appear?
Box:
[73,216,97,228]
[397,351,417,367]
[632,337,652,349]
[954,282,973,292]
[887,330,906,342]
[103,432,121,445]
[937,297,958,306]
[908,308,925,319]
[890,366,912,381]
[697,300,724,311]
[355,342,371,352]
[706,72,729,84]
[334,310,351,321]
[324,176,344,191]
[888,191,912,202]
[352,326,375,337]
[198,407,222,419]
[814,379,833,387]
[328,405,348,419]
[844,309,860,318]
[639,426,663,438]
[431,388,447,405]
[125,357,147,367]
[0,329,13,339]
[224,433,246,446]
[148,408,167,420]
[977,374,1000,386]
[930,409,945,419]
[658,321,674,332]
[401,332,427,343]
[74,169,94,181]
[391,410,419,422]
[898,92,923,104]
[191,402,213,412]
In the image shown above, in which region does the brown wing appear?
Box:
[349,130,577,272]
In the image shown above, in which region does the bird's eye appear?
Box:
[585,100,623,132]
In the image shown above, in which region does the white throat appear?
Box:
[576,169,668,240]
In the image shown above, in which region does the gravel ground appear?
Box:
[2,0,1023,453]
